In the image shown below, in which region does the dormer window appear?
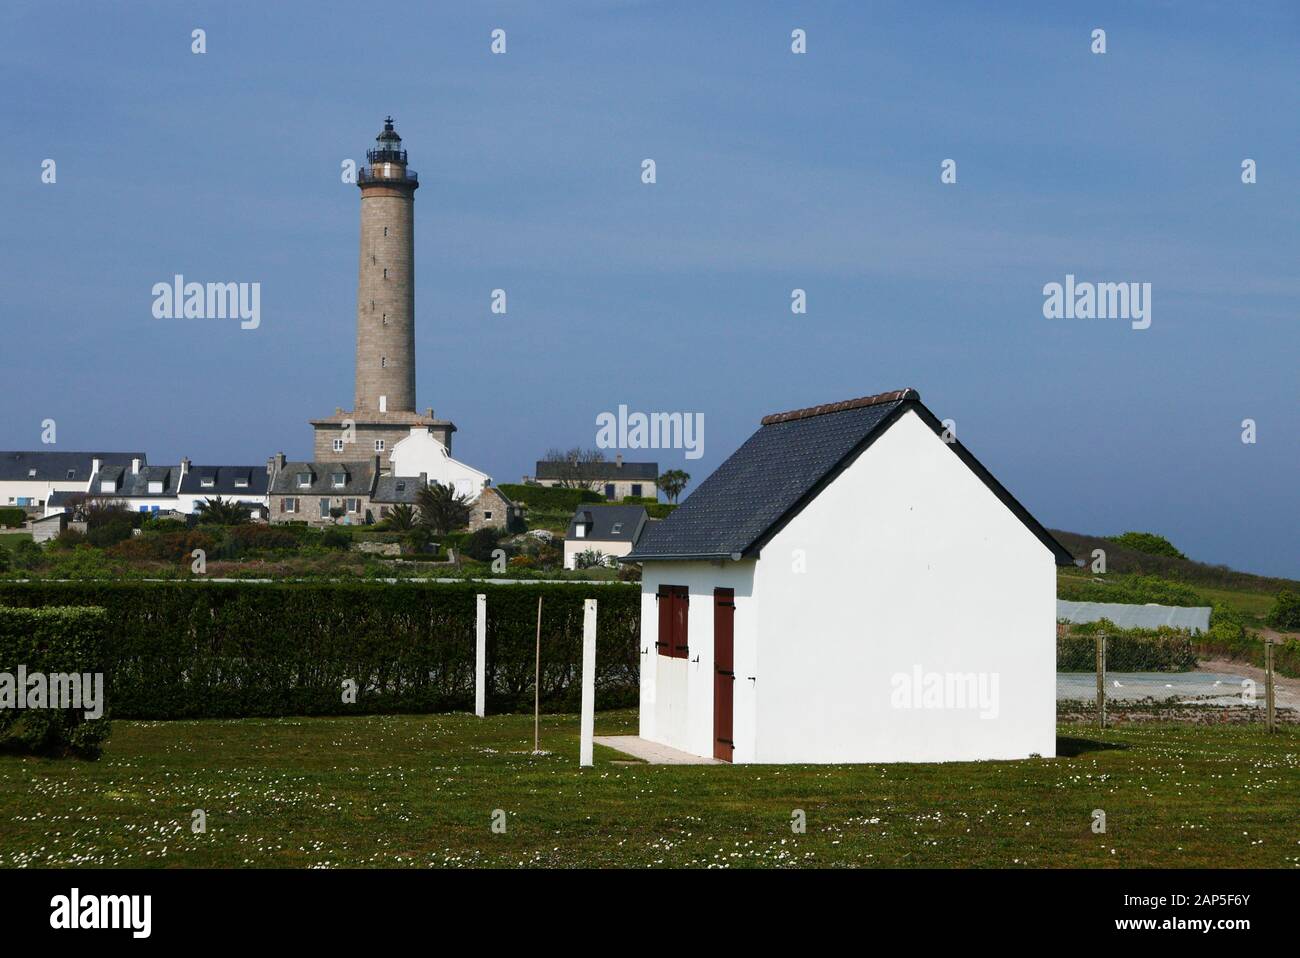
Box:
[331,472,347,489]
[27,468,37,478]
[148,480,164,494]
[296,472,312,488]
[201,477,215,489]
[395,481,406,493]
[66,469,76,480]
[234,477,249,488]
[100,479,117,493]
[611,523,623,535]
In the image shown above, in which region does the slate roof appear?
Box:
[372,475,422,504]
[535,460,658,481]
[566,504,649,543]
[269,461,377,496]
[0,451,146,483]
[1057,600,1212,634]
[178,466,269,497]
[92,464,182,498]
[626,388,1073,565]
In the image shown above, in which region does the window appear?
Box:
[381,356,387,368]
[283,497,298,513]
[331,472,346,489]
[382,313,387,325]
[66,469,76,480]
[234,477,249,488]
[374,439,385,452]
[611,522,623,535]
[604,484,616,500]
[296,472,312,488]
[631,484,642,497]
[574,524,585,538]
[148,480,164,494]
[333,438,344,452]
[383,227,388,236]
[383,268,388,279]
[100,480,116,493]
[395,481,406,493]
[347,498,360,513]
[319,498,330,517]
[27,468,37,478]
[656,585,689,658]
[200,478,215,488]
[483,510,493,520]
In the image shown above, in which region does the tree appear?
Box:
[416,482,471,534]
[1267,590,1300,630]
[542,447,606,491]
[193,496,252,525]
[1107,531,1186,560]
[385,502,417,531]
[655,469,690,504]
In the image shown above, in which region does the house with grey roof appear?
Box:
[563,504,649,569]
[81,458,184,514]
[267,454,380,526]
[0,450,145,514]
[370,472,424,521]
[531,454,658,501]
[176,460,270,516]
[621,387,1072,766]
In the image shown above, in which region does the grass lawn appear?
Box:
[0,532,32,551]
[0,711,1296,868]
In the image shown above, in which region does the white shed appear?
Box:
[623,388,1073,764]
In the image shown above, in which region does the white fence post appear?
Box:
[580,598,597,767]
[475,593,486,718]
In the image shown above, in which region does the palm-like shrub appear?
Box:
[416,482,471,535]
[386,503,417,531]
[194,496,252,525]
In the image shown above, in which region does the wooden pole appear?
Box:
[1265,640,1276,734]
[533,595,542,753]
[1096,633,1106,730]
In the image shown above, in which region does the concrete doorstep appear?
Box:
[593,735,725,765]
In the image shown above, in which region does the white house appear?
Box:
[563,504,648,569]
[623,388,1073,765]
[0,451,145,513]
[389,427,491,500]
[175,461,270,516]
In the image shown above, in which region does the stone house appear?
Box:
[529,454,658,501]
[267,454,380,526]
[468,486,523,533]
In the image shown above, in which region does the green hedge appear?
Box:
[0,606,111,757]
[0,508,27,529]
[498,484,603,512]
[0,581,639,719]
[1057,621,1198,672]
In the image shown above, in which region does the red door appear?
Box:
[713,588,735,762]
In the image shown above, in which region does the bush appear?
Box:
[1057,573,1204,607]
[0,507,27,528]
[9,539,45,571]
[321,528,351,550]
[461,528,506,562]
[85,517,135,549]
[1105,531,1187,560]
[0,581,640,718]
[498,484,603,512]
[109,531,215,562]
[1057,620,1197,672]
[228,524,298,553]
[0,606,111,757]
[1266,590,1300,631]
[645,503,678,519]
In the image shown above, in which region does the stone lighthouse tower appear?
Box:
[354,116,416,414]
[311,117,455,467]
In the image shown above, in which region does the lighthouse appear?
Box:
[311,117,455,466]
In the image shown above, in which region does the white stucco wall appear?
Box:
[2,479,87,511]
[637,409,1056,764]
[563,538,635,570]
[390,428,491,499]
[638,560,759,763]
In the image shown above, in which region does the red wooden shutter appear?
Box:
[656,585,672,655]
[672,587,690,658]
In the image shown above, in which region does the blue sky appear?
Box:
[2,1,1297,576]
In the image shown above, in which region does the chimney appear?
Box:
[91,457,102,476]
[615,453,623,469]
[180,457,191,477]
[131,457,141,475]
